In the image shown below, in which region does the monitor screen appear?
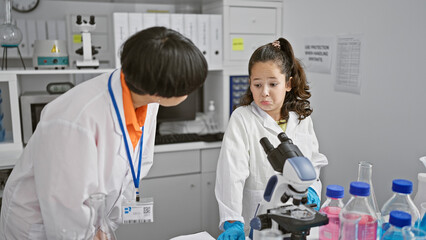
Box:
[156,87,203,123]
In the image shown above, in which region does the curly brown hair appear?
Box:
[239,37,312,122]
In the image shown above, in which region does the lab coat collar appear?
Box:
[250,102,299,137]
[108,69,136,165]
[250,102,282,134]
[109,69,125,137]
[285,112,299,139]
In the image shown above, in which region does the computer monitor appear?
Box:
[156,87,203,123]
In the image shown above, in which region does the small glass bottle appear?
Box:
[319,185,345,240]
[205,100,218,133]
[381,179,420,230]
[86,193,117,240]
[339,181,378,240]
[381,210,411,240]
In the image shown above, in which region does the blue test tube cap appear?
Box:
[326,185,344,199]
[392,179,413,194]
[389,210,411,228]
[349,181,370,197]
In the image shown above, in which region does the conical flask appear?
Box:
[357,161,382,239]
[86,193,117,240]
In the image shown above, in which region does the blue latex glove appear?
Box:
[307,187,321,211]
[218,221,245,240]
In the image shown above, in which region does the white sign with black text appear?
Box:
[303,36,333,74]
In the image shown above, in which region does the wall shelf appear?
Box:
[0,68,116,75]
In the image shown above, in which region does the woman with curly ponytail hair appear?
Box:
[215,38,328,239]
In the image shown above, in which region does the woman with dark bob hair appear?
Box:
[0,27,207,240]
[215,37,328,239]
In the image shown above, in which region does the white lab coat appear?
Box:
[215,102,328,234]
[0,71,159,240]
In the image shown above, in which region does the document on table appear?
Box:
[169,231,215,240]
[169,227,319,240]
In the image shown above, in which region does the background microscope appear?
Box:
[74,15,100,69]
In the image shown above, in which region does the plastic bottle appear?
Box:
[85,193,117,240]
[414,157,426,212]
[205,100,218,133]
[401,226,426,239]
[358,161,382,238]
[339,181,378,240]
[319,185,345,240]
[381,210,411,240]
[381,179,420,231]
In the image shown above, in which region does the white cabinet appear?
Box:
[116,146,221,239]
[229,7,277,34]
[116,173,202,240]
[201,148,221,238]
[202,172,220,238]
[204,0,283,65]
[146,150,200,178]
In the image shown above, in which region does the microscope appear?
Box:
[74,15,100,69]
[250,132,329,240]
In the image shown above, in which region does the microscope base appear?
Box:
[76,59,99,69]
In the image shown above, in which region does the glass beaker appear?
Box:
[86,193,117,240]
[402,226,426,240]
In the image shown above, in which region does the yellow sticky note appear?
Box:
[73,34,82,44]
[232,38,244,51]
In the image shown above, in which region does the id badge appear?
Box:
[122,197,154,224]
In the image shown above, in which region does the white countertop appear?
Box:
[0,141,222,169]
[154,141,222,153]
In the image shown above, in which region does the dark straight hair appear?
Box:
[120,27,208,98]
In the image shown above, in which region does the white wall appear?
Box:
[283,0,426,206]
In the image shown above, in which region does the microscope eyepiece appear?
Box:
[260,137,274,155]
[89,16,95,25]
[76,15,82,25]
[278,132,291,143]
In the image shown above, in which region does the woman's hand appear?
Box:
[93,229,108,240]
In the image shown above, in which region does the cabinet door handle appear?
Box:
[207,181,211,185]
[190,184,195,188]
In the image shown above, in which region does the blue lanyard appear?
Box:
[108,71,144,196]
